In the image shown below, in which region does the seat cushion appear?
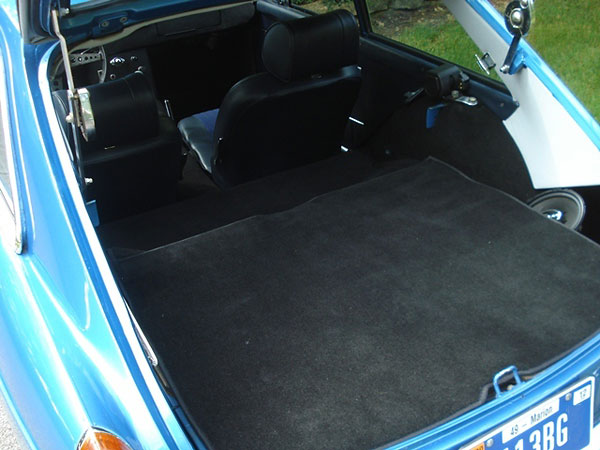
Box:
[178,109,219,172]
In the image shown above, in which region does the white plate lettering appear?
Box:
[501,397,560,443]
[573,385,591,406]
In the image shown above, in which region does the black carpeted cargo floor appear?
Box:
[98,152,413,251]
[118,159,600,449]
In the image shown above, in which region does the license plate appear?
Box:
[462,377,594,450]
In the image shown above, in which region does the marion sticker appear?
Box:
[500,396,560,443]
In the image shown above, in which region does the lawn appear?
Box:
[391,16,495,79]
[526,1,600,122]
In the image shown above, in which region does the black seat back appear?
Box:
[53,73,182,222]
[212,10,361,187]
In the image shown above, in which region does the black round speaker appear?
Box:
[528,189,586,230]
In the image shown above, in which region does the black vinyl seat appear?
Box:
[178,10,362,188]
[53,72,182,222]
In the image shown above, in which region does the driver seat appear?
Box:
[178,10,361,188]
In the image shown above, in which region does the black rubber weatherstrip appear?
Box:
[118,159,600,449]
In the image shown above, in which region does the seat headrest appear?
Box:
[262,10,359,82]
[84,72,159,147]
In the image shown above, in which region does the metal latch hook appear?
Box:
[493,365,523,397]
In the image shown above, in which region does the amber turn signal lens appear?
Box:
[78,428,132,450]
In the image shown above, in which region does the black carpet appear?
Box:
[98,152,410,251]
[364,99,538,202]
[118,159,600,449]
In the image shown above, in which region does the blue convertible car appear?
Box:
[1,0,600,448]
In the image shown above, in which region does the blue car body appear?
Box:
[0,3,194,448]
[0,0,599,448]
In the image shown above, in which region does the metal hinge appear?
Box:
[475,52,496,76]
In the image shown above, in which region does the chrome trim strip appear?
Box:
[124,301,158,367]
[349,116,364,126]
[0,46,23,254]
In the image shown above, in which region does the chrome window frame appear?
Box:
[0,47,24,254]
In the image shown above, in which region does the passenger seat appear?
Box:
[177,9,362,188]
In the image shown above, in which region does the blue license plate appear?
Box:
[462,377,594,450]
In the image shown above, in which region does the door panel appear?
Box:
[353,31,532,200]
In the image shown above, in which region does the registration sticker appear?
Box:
[461,377,594,450]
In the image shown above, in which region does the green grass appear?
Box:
[390,20,500,81]
[526,1,600,122]
[382,0,600,122]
